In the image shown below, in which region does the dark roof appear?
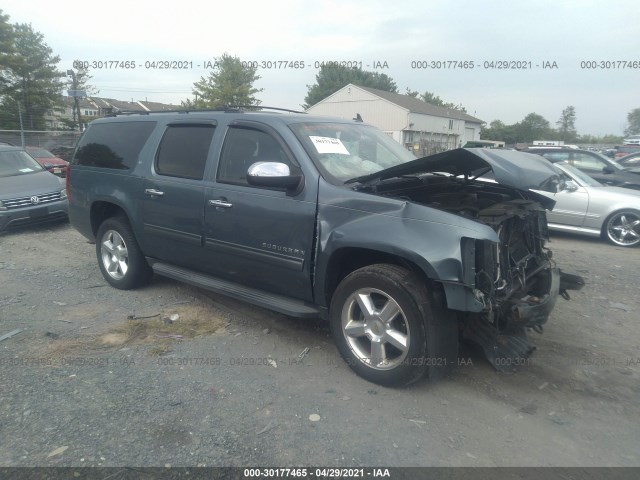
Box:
[356,85,484,124]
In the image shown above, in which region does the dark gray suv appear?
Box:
[67,109,583,386]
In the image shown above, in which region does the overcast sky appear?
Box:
[5,0,639,135]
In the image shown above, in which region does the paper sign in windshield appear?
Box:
[309,136,350,155]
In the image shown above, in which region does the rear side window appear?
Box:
[74,121,156,169]
[155,124,215,180]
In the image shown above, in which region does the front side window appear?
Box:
[155,124,215,180]
[290,122,415,183]
[217,126,292,186]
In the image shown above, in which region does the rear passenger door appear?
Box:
[203,121,317,301]
[141,122,216,268]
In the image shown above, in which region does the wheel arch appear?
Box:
[321,247,442,309]
[90,201,131,237]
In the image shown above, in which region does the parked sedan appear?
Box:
[0,146,68,232]
[525,147,640,190]
[534,162,640,247]
[25,146,69,177]
[616,151,640,168]
[614,144,640,159]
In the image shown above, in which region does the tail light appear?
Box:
[65,164,72,203]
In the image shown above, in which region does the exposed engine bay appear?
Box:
[355,173,583,370]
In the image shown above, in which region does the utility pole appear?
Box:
[66,69,83,131]
[17,101,25,147]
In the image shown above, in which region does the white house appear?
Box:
[306,84,484,156]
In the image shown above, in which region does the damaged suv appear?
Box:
[67,109,583,386]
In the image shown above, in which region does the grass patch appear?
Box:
[44,304,225,358]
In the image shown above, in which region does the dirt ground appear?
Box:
[0,222,638,468]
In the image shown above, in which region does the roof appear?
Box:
[62,96,177,112]
[356,85,484,124]
[85,109,357,127]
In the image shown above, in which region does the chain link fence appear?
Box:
[0,130,81,150]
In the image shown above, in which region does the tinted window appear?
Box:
[74,121,156,169]
[155,124,215,180]
[217,126,291,186]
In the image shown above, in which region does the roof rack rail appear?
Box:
[109,105,307,117]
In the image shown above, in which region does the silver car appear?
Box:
[536,161,640,247]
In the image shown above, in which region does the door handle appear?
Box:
[144,188,164,196]
[208,199,233,208]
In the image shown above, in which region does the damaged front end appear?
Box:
[461,200,584,371]
[350,147,585,371]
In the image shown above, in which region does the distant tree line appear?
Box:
[1,7,639,141]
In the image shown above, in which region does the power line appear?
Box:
[93,85,192,94]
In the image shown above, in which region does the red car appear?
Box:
[614,144,640,159]
[25,146,69,177]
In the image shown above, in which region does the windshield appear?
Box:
[290,122,415,182]
[556,161,602,187]
[0,150,45,177]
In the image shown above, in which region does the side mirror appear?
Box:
[246,162,303,195]
[564,180,579,192]
[602,165,615,174]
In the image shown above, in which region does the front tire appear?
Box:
[96,216,152,289]
[602,210,640,247]
[329,264,458,387]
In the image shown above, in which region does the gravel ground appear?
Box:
[0,221,639,468]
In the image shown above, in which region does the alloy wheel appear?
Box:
[341,288,410,370]
[100,230,129,280]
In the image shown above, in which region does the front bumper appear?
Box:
[509,268,585,328]
[463,267,585,371]
[0,201,69,232]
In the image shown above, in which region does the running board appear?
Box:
[148,260,320,319]
[462,318,536,372]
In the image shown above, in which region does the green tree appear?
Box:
[515,113,553,143]
[556,105,577,142]
[419,91,467,112]
[0,9,15,92]
[303,65,397,108]
[624,108,640,136]
[65,66,98,96]
[0,22,64,130]
[405,87,419,97]
[481,119,518,144]
[186,53,262,108]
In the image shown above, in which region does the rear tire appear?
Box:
[602,209,640,247]
[96,216,152,289]
[329,264,458,387]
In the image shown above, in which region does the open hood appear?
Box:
[348,148,564,194]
